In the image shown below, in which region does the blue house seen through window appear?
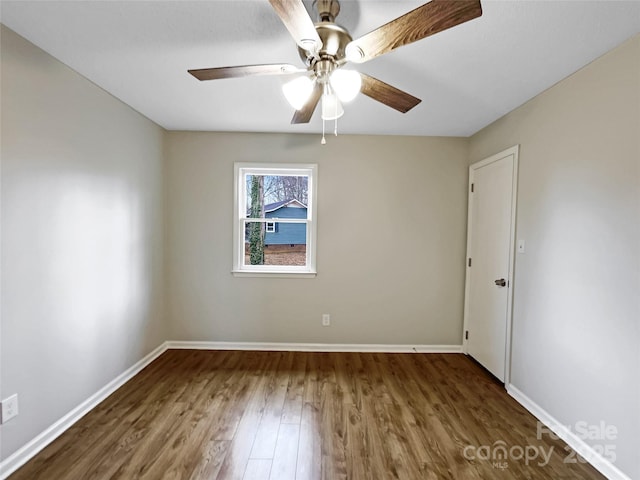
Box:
[246,199,307,247]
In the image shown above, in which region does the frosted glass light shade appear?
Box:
[330,69,362,102]
[321,93,344,120]
[282,76,314,110]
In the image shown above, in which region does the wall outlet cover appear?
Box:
[1,394,19,424]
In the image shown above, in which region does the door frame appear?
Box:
[462,145,519,385]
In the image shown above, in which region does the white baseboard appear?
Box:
[507,384,631,480]
[165,340,463,353]
[0,342,169,480]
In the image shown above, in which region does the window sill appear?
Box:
[232,270,317,278]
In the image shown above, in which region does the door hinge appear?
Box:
[468,258,472,267]
[471,183,474,193]
[465,330,469,340]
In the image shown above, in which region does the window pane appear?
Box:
[246,174,309,219]
[244,221,307,266]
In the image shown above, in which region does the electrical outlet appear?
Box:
[1,394,19,424]
[322,314,331,327]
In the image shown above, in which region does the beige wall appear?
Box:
[1,25,167,460]
[469,35,640,479]
[165,132,469,345]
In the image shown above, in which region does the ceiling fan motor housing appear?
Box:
[298,23,352,74]
[298,0,351,78]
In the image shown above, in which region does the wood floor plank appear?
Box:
[136,353,242,479]
[8,350,606,480]
[111,400,191,479]
[188,440,229,480]
[296,402,322,480]
[243,459,272,480]
[320,391,348,480]
[281,352,306,425]
[269,423,300,480]
[343,404,374,480]
[332,353,356,405]
[216,352,283,480]
[302,352,321,404]
[250,351,292,459]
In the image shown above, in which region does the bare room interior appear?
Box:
[1,1,638,479]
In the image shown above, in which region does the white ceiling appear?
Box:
[2,1,639,136]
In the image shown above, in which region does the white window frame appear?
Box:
[265,221,276,233]
[232,163,317,277]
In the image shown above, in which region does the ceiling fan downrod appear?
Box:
[314,0,340,22]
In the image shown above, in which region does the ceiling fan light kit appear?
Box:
[320,89,343,121]
[330,69,362,103]
[282,76,315,110]
[188,0,483,143]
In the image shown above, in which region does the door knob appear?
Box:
[494,278,506,287]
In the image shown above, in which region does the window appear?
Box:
[233,163,317,276]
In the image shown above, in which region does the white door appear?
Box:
[463,146,518,382]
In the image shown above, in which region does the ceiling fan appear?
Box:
[188,0,482,132]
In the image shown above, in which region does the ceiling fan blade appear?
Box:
[346,0,482,64]
[188,64,304,81]
[359,74,421,113]
[269,0,322,52]
[291,82,323,124]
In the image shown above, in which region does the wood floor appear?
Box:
[10,350,604,480]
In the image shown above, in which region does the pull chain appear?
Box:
[334,97,339,136]
[321,117,326,145]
